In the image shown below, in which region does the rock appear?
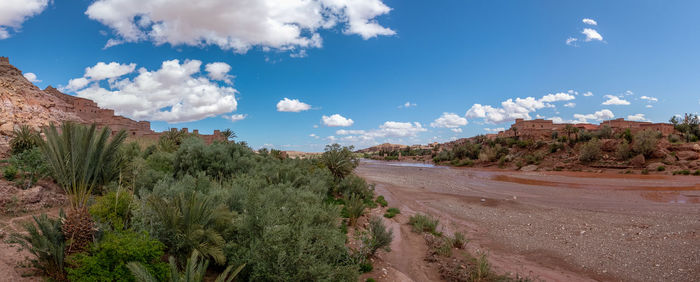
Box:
[693,144,700,152]
[664,154,677,164]
[630,154,646,168]
[0,122,14,134]
[652,148,671,159]
[647,162,665,171]
[601,139,618,152]
[677,151,699,161]
[480,198,486,202]
[520,164,538,171]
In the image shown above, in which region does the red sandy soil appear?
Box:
[356,160,700,282]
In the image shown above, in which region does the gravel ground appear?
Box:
[356,160,700,282]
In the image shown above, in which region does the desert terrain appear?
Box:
[357,160,700,281]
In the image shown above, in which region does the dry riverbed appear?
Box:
[356,160,700,282]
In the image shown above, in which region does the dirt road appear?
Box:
[356,160,700,282]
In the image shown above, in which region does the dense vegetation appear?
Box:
[7,122,390,281]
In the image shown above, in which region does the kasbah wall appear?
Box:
[42,86,225,143]
[491,118,675,140]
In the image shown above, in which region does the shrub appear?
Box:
[90,190,133,230]
[616,140,633,160]
[549,142,564,153]
[127,250,244,282]
[9,212,66,281]
[433,236,453,257]
[3,165,18,181]
[384,207,400,218]
[453,232,468,249]
[9,125,40,155]
[361,216,393,257]
[67,231,169,282]
[471,253,492,281]
[657,165,666,171]
[579,138,602,163]
[633,130,659,158]
[641,168,649,175]
[366,278,377,282]
[338,174,374,200]
[693,170,700,176]
[344,194,366,226]
[408,213,439,234]
[321,143,358,180]
[668,134,681,143]
[595,125,613,139]
[673,170,691,175]
[375,195,388,207]
[8,147,49,189]
[359,262,373,273]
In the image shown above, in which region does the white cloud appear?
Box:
[602,95,630,105]
[566,37,578,46]
[65,77,90,92]
[564,102,576,108]
[451,128,462,133]
[640,96,658,102]
[583,91,594,97]
[205,62,233,84]
[85,62,136,80]
[430,112,467,128]
[276,98,311,112]
[23,72,41,83]
[465,92,575,124]
[322,114,354,127]
[68,59,239,123]
[309,133,320,139]
[484,127,505,133]
[86,0,395,53]
[582,18,598,26]
[582,28,603,42]
[573,109,614,123]
[223,114,247,122]
[336,129,366,135]
[627,113,646,121]
[0,0,49,39]
[398,101,417,108]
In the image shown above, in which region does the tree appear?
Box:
[9,125,40,155]
[670,113,700,142]
[321,144,358,180]
[579,138,601,163]
[563,125,579,142]
[633,130,659,158]
[39,122,127,253]
[220,128,237,141]
[127,250,244,282]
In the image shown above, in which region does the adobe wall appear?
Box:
[502,118,676,140]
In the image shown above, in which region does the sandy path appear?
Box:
[356,160,700,282]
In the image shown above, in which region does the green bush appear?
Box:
[633,130,659,158]
[693,170,700,176]
[361,216,393,257]
[321,143,358,180]
[3,165,18,181]
[8,147,49,189]
[641,168,649,175]
[579,138,601,163]
[9,212,66,281]
[375,195,388,207]
[67,231,168,282]
[338,174,374,200]
[616,140,633,160]
[90,190,133,230]
[344,194,366,226]
[453,232,468,249]
[384,207,400,218]
[409,213,439,234]
[673,170,691,175]
[657,165,666,172]
[9,125,40,155]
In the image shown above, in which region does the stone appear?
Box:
[520,164,538,171]
[630,154,646,168]
[601,139,618,152]
[647,162,665,171]
[652,148,670,159]
[693,144,700,152]
[677,151,699,161]
[0,122,14,134]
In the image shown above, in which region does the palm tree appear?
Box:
[127,250,245,282]
[10,124,40,154]
[220,128,236,141]
[39,122,126,253]
[9,211,67,281]
[148,192,231,265]
[320,144,358,180]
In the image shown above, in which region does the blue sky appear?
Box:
[1,0,699,151]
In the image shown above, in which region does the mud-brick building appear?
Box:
[498,118,676,140]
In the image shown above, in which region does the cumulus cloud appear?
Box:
[334,121,427,145]
[627,113,646,121]
[85,62,137,80]
[451,128,462,133]
[66,59,239,123]
[465,92,575,124]
[484,127,505,133]
[86,0,395,53]
[23,72,41,83]
[582,18,598,26]
[602,95,630,105]
[430,112,467,128]
[276,98,311,112]
[309,133,319,139]
[582,28,603,42]
[566,37,578,46]
[322,114,354,127]
[336,129,366,135]
[564,102,576,108]
[583,91,594,97]
[0,0,49,39]
[398,101,417,108]
[205,62,233,84]
[573,109,614,123]
[640,96,658,102]
[223,114,247,122]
